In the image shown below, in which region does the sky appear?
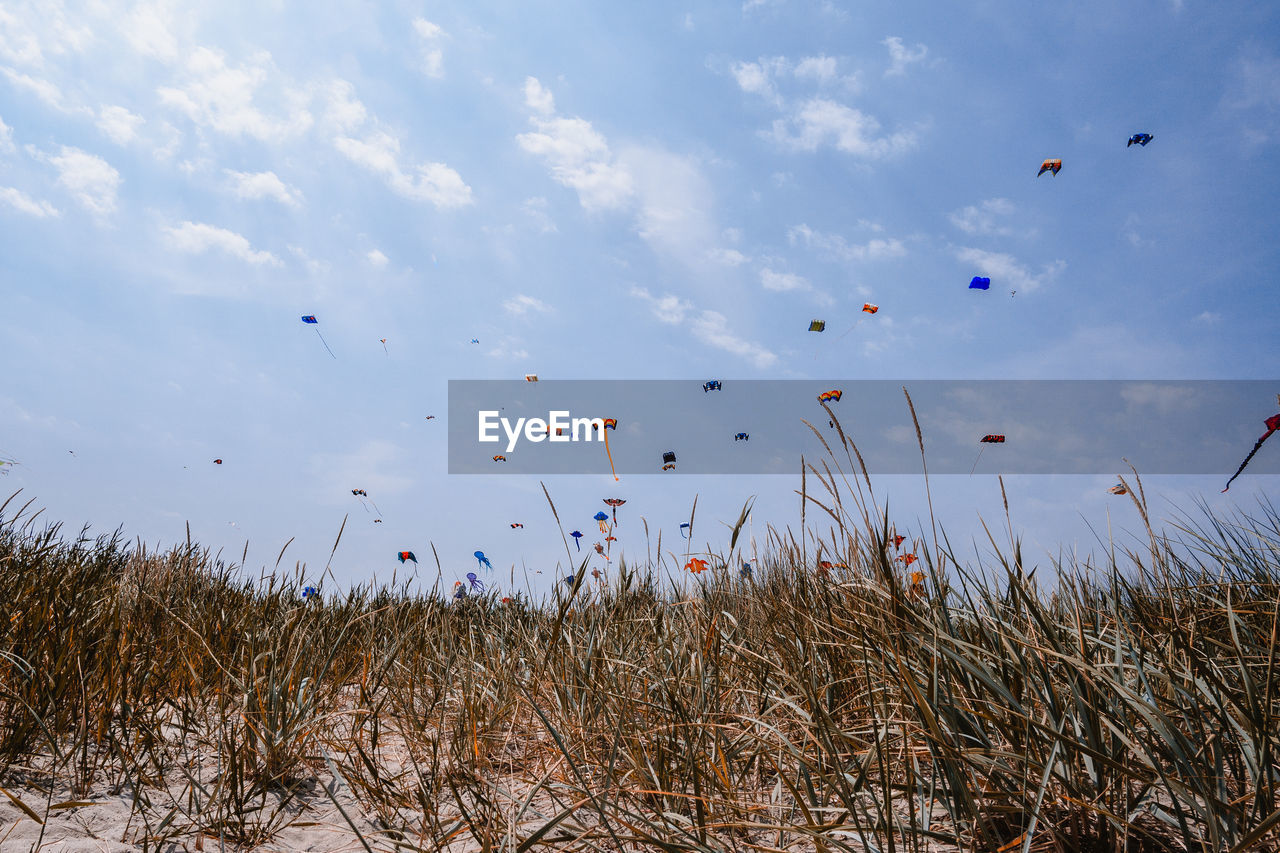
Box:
[1,0,1277,599]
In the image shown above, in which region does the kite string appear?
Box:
[969,445,986,476]
[314,327,336,358]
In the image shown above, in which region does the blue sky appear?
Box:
[1,0,1277,597]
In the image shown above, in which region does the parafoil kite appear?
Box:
[735,432,749,441]
[425,415,436,420]
[470,338,479,344]
[704,380,722,392]
[603,498,626,525]
[510,522,524,529]
[213,459,223,464]
[969,277,991,290]
[1037,159,1062,177]
[1107,483,1128,495]
[525,374,538,382]
[1222,412,1280,492]
[663,451,676,465]
[809,320,826,332]
[971,434,1006,474]
[818,390,842,403]
[301,315,336,358]
[398,551,417,564]
[570,530,583,550]
[466,572,484,592]
[474,550,492,570]
[863,303,879,314]
[663,463,676,471]
[1127,133,1153,147]
[493,455,506,462]
[594,511,609,533]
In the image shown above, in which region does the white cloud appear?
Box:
[334,131,473,208]
[522,76,555,115]
[1,68,73,112]
[793,55,837,83]
[618,146,716,262]
[224,169,302,206]
[40,146,120,216]
[517,105,634,211]
[707,247,748,266]
[366,248,389,268]
[760,268,809,292]
[948,198,1016,235]
[1194,311,1222,325]
[412,18,445,78]
[503,294,551,315]
[768,98,916,157]
[320,79,367,134]
[123,1,179,62]
[289,245,328,275]
[787,223,906,261]
[96,105,144,144]
[157,46,313,142]
[163,221,280,266]
[883,36,928,76]
[631,286,776,367]
[954,247,1065,293]
[0,114,12,153]
[730,58,786,103]
[0,186,58,217]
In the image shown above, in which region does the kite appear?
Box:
[591,568,603,580]
[453,582,467,600]
[594,542,609,560]
[740,561,753,579]
[425,415,436,420]
[703,380,722,392]
[470,338,479,344]
[1107,483,1128,495]
[302,586,319,600]
[679,522,691,539]
[493,455,506,462]
[398,551,417,564]
[213,459,223,465]
[594,511,610,534]
[466,572,485,592]
[563,574,575,587]
[352,488,383,516]
[735,432,749,441]
[663,464,676,471]
[510,522,524,529]
[897,553,917,566]
[474,550,493,570]
[373,519,382,523]
[908,571,926,599]
[971,434,1006,475]
[525,374,538,382]
[663,451,676,465]
[570,530,583,551]
[818,390,842,403]
[380,338,388,355]
[1037,158,1062,177]
[1127,133,1153,147]
[809,320,826,332]
[863,303,879,314]
[1222,413,1280,492]
[603,498,626,525]
[685,557,709,574]
[301,315,336,358]
[893,535,906,549]
[969,277,991,290]
[595,418,619,480]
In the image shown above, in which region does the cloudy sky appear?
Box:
[1,0,1277,596]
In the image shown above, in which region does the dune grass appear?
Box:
[1,414,1279,851]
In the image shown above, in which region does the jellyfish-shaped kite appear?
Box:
[809,320,826,332]
[1127,133,1153,147]
[302,586,319,600]
[466,572,485,592]
[398,551,417,564]
[594,511,609,534]
[969,277,991,290]
[570,530,583,551]
[301,315,337,358]
[474,550,492,571]
[603,498,626,525]
[679,522,691,539]
[1037,159,1062,177]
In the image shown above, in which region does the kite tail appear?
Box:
[969,446,986,476]
[314,328,336,358]
[369,500,382,516]
[1222,431,1275,492]
[603,429,618,481]
[835,318,864,342]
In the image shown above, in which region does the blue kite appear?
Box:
[570,530,583,551]
[703,380,722,392]
[474,550,492,570]
[969,277,991,290]
[1127,133,1153,147]
[466,572,485,592]
[301,315,336,358]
